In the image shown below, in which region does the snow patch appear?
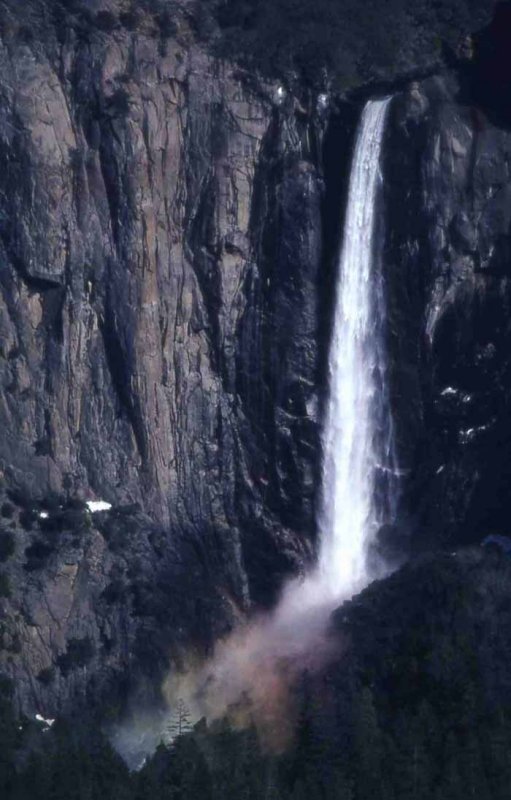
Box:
[35,714,55,729]
[274,85,286,106]
[86,500,112,513]
[459,424,489,444]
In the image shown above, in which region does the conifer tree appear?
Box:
[166,698,192,740]
[353,686,384,800]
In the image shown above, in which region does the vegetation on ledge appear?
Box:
[0,0,498,91]
[208,0,496,89]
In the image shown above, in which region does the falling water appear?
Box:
[115,99,398,764]
[317,97,396,597]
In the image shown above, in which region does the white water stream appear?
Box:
[316,96,395,598]
[190,95,398,692]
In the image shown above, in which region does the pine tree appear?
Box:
[166,698,192,741]
[390,711,433,800]
[291,780,308,800]
[291,673,316,785]
[327,770,353,800]
[439,733,464,800]
[0,677,20,800]
[483,710,511,800]
[353,686,384,800]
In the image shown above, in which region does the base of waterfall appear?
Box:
[111,566,375,767]
[165,574,356,746]
[174,569,382,736]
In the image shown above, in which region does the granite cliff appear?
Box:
[0,0,510,730]
[0,0,324,718]
[383,11,511,555]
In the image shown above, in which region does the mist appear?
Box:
[163,571,353,750]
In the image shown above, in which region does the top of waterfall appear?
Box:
[317,96,395,596]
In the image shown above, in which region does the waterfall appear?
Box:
[129,100,398,760]
[317,97,395,597]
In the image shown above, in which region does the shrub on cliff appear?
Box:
[36,667,55,686]
[0,533,15,563]
[56,636,95,675]
[209,0,494,88]
[106,88,131,117]
[0,573,11,598]
[1,503,14,520]
[95,10,117,32]
[156,8,177,38]
[24,540,55,571]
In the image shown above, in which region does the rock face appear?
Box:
[0,3,324,715]
[2,0,511,723]
[383,56,511,553]
[0,9,322,540]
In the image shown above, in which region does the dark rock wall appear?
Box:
[0,12,324,714]
[383,68,511,552]
[0,30,321,532]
